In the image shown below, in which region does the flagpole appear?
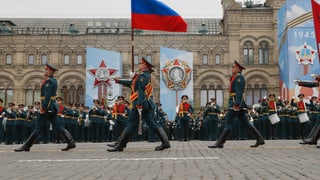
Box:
[131,28,134,72]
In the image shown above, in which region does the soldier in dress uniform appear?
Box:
[14,63,75,152]
[25,105,34,141]
[177,95,194,141]
[107,57,170,152]
[208,61,264,148]
[89,99,104,142]
[15,104,27,144]
[77,103,86,142]
[278,100,290,139]
[0,98,6,144]
[5,103,16,145]
[204,98,221,141]
[290,94,312,139]
[266,94,282,139]
[53,97,65,143]
[112,96,128,140]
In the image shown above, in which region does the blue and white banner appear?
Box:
[160,46,193,121]
[86,47,122,108]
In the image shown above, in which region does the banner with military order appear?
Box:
[278,0,320,101]
[160,46,193,121]
[86,47,122,108]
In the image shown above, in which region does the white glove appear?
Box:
[130,72,136,78]
[311,74,318,79]
[293,80,299,84]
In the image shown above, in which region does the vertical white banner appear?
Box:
[160,46,193,121]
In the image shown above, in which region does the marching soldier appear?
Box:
[14,63,75,152]
[208,61,264,148]
[15,104,27,144]
[53,97,65,143]
[78,103,86,142]
[107,57,170,152]
[177,95,194,141]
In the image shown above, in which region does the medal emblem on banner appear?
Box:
[295,42,316,65]
[161,59,192,90]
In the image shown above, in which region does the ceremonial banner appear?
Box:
[86,47,122,108]
[131,0,187,32]
[278,0,320,100]
[160,47,193,120]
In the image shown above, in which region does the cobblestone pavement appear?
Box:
[0,140,319,180]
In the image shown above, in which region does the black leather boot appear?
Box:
[208,129,230,148]
[107,129,130,152]
[14,132,37,152]
[107,130,127,148]
[60,129,76,151]
[249,126,265,148]
[300,125,320,145]
[154,128,170,151]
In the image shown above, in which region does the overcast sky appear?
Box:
[0,0,265,18]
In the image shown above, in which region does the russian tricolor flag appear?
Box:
[131,0,188,32]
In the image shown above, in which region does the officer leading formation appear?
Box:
[106,57,170,152]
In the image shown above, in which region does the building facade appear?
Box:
[0,0,285,111]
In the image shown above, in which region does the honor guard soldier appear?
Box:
[278,100,290,139]
[89,99,104,142]
[112,96,128,140]
[204,98,221,140]
[15,63,75,152]
[25,105,34,140]
[15,104,27,144]
[290,94,311,139]
[0,98,6,144]
[209,61,264,148]
[177,95,194,141]
[53,97,65,143]
[78,103,86,142]
[107,57,170,152]
[64,103,79,141]
[5,103,16,145]
[266,94,281,139]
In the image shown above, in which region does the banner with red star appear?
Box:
[86,47,122,108]
[160,47,193,121]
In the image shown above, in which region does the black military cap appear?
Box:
[78,103,84,107]
[9,102,15,107]
[34,101,40,105]
[117,95,124,100]
[298,93,305,98]
[93,99,100,104]
[18,104,25,108]
[181,95,188,99]
[311,96,317,100]
[283,100,289,104]
[268,93,276,98]
[56,97,63,101]
[28,105,34,109]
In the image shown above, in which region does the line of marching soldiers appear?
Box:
[0,96,169,145]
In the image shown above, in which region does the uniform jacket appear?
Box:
[229,73,247,108]
[41,76,59,113]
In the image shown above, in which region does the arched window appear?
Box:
[61,85,69,103]
[28,54,35,65]
[202,54,208,64]
[0,85,13,107]
[215,54,221,64]
[25,85,41,106]
[69,85,76,103]
[41,54,47,65]
[134,54,139,65]
[6,54,12,65]
[245,84,268,105]
[259,41,269,64]
[243,41,254,64]
[64,54,70,65]
[200,84,224,107]
[76,85,85,104]
[146,54,152,63]
[77,54,82,65]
